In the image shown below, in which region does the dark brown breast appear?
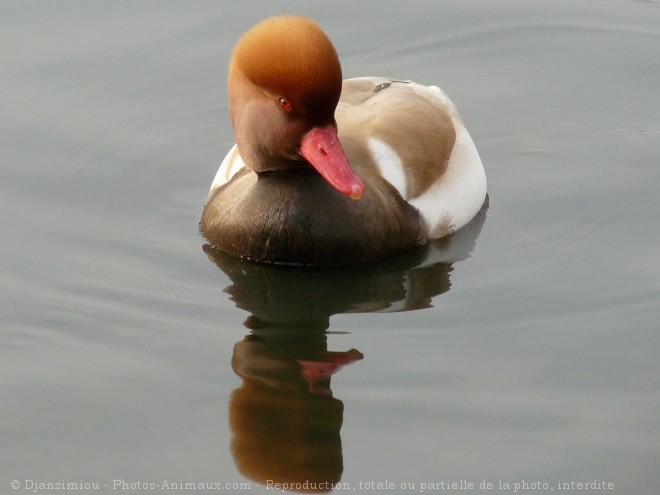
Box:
[201,169,427,266]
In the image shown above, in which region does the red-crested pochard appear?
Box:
[201,15,487,266]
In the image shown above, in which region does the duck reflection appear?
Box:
[203,206,486,492]
[229,328,361,491]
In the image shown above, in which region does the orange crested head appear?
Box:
[230,15,343,121]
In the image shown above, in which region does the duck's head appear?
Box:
[228,15,365,200]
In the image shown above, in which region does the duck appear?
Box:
[201,15,487,266]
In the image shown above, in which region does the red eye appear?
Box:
[278,97,293,111]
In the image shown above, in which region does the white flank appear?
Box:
[367,137,407,197]
[208,144,245,198]
[409,120,487,237]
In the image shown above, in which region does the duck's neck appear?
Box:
[245,150,311,175]
[255,165,317,179]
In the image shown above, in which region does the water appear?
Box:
[2,1,659,493]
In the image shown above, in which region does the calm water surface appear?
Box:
[2,1,659,494]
